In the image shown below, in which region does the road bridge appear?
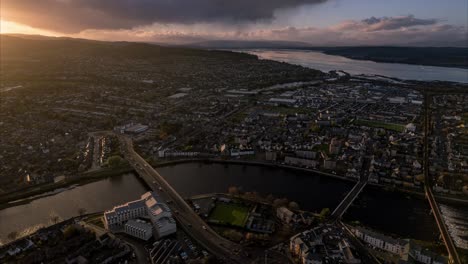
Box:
[113,133,248,263]
[331,157,370,219]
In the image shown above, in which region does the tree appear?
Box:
[228,186,240,195]
[107,155,123,168]
[266,194,275,203]
[319,208,330,219]
[463,185,468,195]
[202,256,217,264]
[222,230,243,242]
[63,225,79,239]
[273,198,289,208]
[50,212,60,224]
[7,231,18,241]
[78,208,87,216]
[288,201,300,210]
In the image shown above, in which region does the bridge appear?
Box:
[331,156,371,219]
[111,132,248,264]
[422,95,461,264]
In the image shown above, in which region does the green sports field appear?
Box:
[208,203,250,227]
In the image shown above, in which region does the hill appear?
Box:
[314,46,468,69]
[184,39,468,69]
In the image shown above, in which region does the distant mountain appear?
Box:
[3,35,466,69]
[186,40,313,49]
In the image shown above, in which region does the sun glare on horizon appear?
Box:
[0,20,58,36]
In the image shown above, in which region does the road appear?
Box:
[423,94,461,264]
[331,156,370,219]
[338,221,380,264]
[116,134,249,264]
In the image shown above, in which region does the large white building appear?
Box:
[124,219,153,241]
[104,192,176,240]
[142,192,177,238]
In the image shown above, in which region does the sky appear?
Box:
[1,0,467,46]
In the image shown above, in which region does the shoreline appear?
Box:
[0,158,466,211]
[0,167,134,210]
[152,158,468,206]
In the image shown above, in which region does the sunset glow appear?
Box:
[0,20,58,36]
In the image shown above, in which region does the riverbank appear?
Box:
[151,158,468,206]
[1,158,466,211]
[0,166,134,210]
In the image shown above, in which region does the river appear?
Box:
[2,162,458,245]
[242,49,468,83]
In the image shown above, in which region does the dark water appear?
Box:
[158,163,438,241]
[158,162,351,210]
[0,173,148,244]
[344,186,439,241]
[0,162,447,244]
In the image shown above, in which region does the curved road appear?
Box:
[116,133,249,264]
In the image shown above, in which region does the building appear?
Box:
[323,159,337,170]
[277,207,298,224]
[104,199,147,230]
[268,98,297,105]
[104,192,177,240]
[351,226,448,264]
[290,225,361,264]
[352,226,409,256]
[329,138,342,155]
[285,156,318,168]
[114,123,149,134]
[124,219,153,241]
[407,241,448,264]
[230,149,255,157]
[142,192,177,238]
[265,151,277,161]
[295,150,317,160]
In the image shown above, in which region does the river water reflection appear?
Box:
[242,49,468,83]
[0,163,442,243]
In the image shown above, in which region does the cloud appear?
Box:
[334,15,439,32]
[2,0,327,33]
[361,15,438,31]
[74,19,466,47]
[262,19,465,46]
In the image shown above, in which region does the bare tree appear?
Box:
[50,212,60,224]
[7,231,18,241]
[228,186,239,195]
[78,208,87,216]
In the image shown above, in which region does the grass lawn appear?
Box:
[355,119,405,132]
[208,203,250,227]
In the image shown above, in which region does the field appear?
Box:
[355,119,405,132]
[208,203,250,227]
